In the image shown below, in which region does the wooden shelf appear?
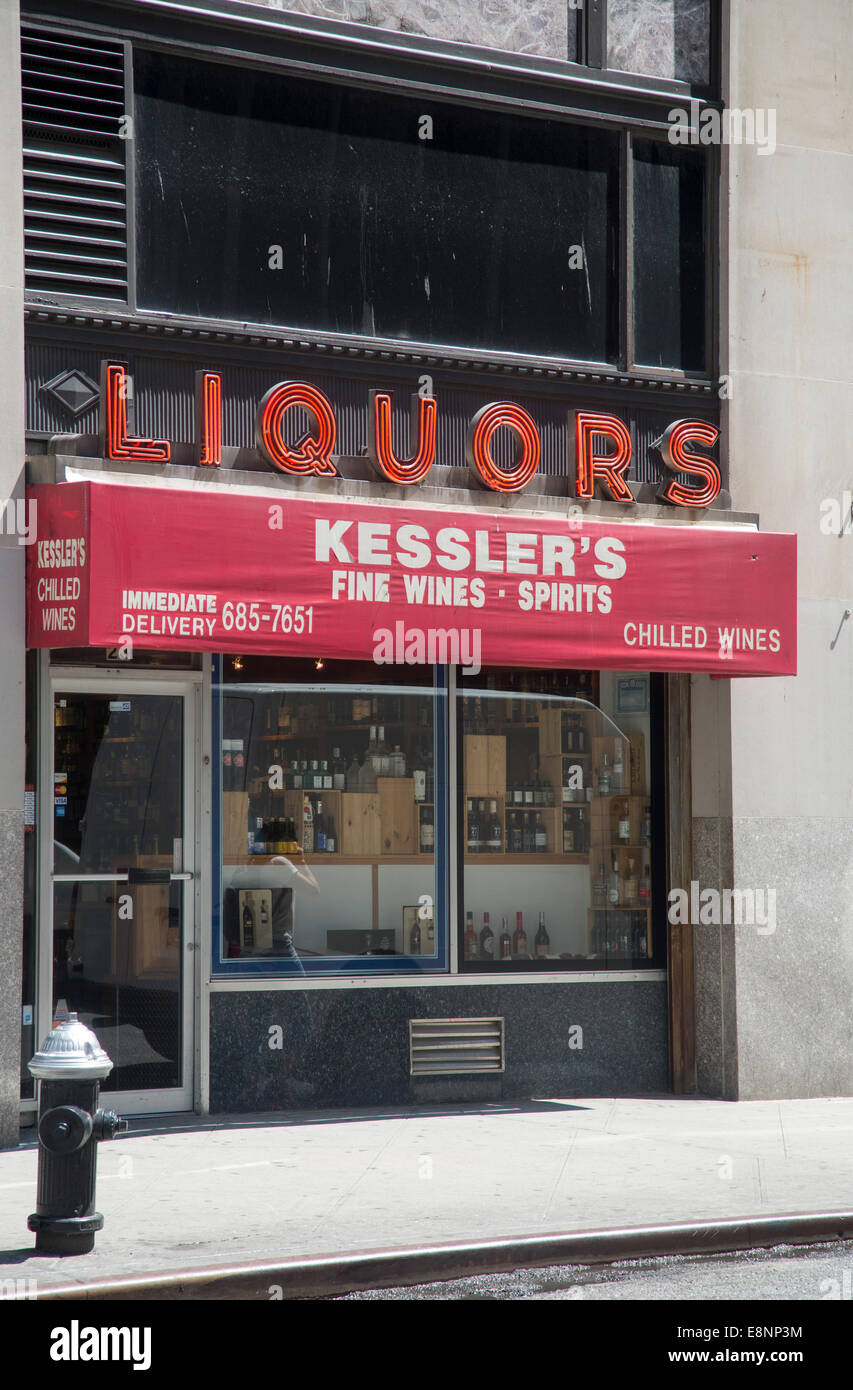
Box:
[464,853,587,865]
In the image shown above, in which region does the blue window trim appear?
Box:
[211,656,450,978]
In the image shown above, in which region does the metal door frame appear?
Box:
[38,662,202,1114]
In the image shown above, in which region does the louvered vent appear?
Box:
[409,1018,505,1076]
[22,28,128,302]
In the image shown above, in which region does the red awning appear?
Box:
[26,481,797,676]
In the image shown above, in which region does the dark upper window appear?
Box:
[134,50,620,363]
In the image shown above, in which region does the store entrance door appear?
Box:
[43,675,197,1113]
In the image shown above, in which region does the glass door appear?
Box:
[45,677,196,1112]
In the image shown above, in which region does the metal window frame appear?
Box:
[21,0,721,382]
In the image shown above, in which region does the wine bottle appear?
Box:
[624,857,638,904]
[480,911,494,960]
[522,811,534,853]
[315,801,326,852]
[608,856,620,906]
[618,799,630,843]
[513,911,528,958]
[487,799,502,853]
[464,910,477,960]
[242,902,255,951]
[420,805,434,853]
[500,918,512,960]
[326,813,337,854]
[332,748,346,791]
[535,911,550,959]
[303,796,314,854]
[534,812,547,853]
[466,798,479,855]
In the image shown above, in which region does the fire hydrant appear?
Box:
[27,1013,128,1255]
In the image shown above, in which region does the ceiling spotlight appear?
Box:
[314,657,325,671]
[232,655,244,672]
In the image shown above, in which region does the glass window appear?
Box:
[459,668,661,971]
[633,139,707,373]
[607,0,711,86]
[134,50,620,363]
[213,657,447,975]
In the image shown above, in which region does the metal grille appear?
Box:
[409,1017,505,1076]
[22,29,128,302]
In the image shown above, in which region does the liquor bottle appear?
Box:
[413,758,426,803]
[535,911,550,959]
[252,816,267,855]
[310,759,321,790]
[640,863,651,903]
[608,856,620,906]
[410,918,421,954]
[618,800,631,843]
[562,808,575,854]
[509,811,523,854]
[523,775,534,807]
[464,911,477,960]
[480,912,495,960]
[390,745,406,777]
[332,748,346,791]
[598,754,612,796]
[466,799,478,855]
[594,860,607,906]
[511,780,523,807]
[420,805,434,854]
[242,902,255,950]
[534,812,547,853]
[321,760,333,791]
[303,796,314,854]
[513,911,528,958]
[624,857,638,904]
[534,772,544,807]
[326,814,337,854]
[376,726,390,777]
[487,799,502,853]
[522,811,534,853]
[346,751,361,790]
[315,801,326,852]
[613,742,624,792]
[500,918,512,960]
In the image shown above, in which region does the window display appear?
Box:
[459,668,660,971]
[214,657,446,974]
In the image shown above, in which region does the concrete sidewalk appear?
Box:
[2,1095,852,1294]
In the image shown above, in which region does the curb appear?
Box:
[32,1210,853,1300]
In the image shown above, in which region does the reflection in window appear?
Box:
[607,0,711,85]
[460,668,656,971]
[216,658,445,974]
[633,140,706,373]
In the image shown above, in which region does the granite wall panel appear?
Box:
[210,980,669,1112]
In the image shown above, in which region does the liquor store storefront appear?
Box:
[24,466,796,1117]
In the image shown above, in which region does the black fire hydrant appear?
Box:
[27,1013,128,1255]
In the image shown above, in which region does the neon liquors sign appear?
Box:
[99,361,721,508]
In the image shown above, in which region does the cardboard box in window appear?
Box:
[341,792,381,857]
[464,734,506,798]
[379,777,416,855]
[628,732,646,795]
[222,791,249,861]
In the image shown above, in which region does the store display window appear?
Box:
[458,668,665,972]
[213,657,448,975]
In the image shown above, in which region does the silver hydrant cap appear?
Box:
[28,1013,114,1081]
